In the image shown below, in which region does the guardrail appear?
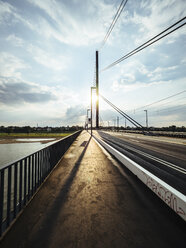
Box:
[0,131,81,236]
[93,135,186,222]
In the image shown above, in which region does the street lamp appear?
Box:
[117,116,119,132]
[91,87,96,136]
[144,110,148,128]
[113,117,116,131]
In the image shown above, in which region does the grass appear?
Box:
[0,132,74,139]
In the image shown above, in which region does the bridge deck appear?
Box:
[0,131,185,248]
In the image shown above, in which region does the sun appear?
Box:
[92,93,98,104]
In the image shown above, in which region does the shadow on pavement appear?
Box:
[28,136,91,248]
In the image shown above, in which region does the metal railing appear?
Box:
[0,131,81,236]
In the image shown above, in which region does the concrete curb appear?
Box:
[93,135,186,221]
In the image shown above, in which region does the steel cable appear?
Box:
[101,17,186,71]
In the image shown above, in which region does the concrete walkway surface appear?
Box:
[0,131,186,248]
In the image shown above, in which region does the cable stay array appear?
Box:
[89,6,186,130]
[101,16,186,72]
[99,0,128,50]
[100,94,144,129]
[90,0,129,128]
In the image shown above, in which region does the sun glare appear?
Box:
[92,93,98,104]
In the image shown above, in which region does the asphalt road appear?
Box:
[1,131,186,248]
[96,131,186,195]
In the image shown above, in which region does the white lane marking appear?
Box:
[92,134,186,222]
[105,138,186,175]
[103,131,186,146]
[129,139,140,143]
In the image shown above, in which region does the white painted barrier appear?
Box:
[93,135,186,221]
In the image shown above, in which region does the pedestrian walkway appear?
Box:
[0,131,185,248]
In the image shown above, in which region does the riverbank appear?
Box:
[0,132,73,144]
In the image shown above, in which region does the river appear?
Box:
[0,138,58,168]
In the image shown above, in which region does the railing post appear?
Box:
[7,166,12,227]
[34,154,37,192]
[0,169,5,236]
[37,152,40,186]
[31,155,34,196]
[14,163,18,218]
[19,161,23,211]
[28,157,31,200]
[40,150,43,183]
[0,130,81,237]
[43,150,45,178]
[24,158,27,206]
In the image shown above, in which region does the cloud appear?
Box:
[4,37,68,72]
[147,65,180,81]
[128,0,186,44]
[0,1,35,30]
[0,0,185,127]
[26,0,116,46]
[109,48,186,92]
[0,1,15,24]
[0,75,83,126]
[149,106,186,127]
[0,77,56,105]
[27,44,68,70]
[111,79,167,92]
[153,104,186,118]
[6,34,24,47]
[109,60,150,91]
[0,52,29,78]
[63,105,86,124]
[99,109,116,122]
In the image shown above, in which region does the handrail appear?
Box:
[0,130,81,237]
[0,132,77,170]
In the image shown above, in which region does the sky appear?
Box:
[0,0,186,127]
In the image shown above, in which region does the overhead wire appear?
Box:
[97,11,186,127]
[153,104,186,114]
[99,0,128,50]
[133,89,186,112]
[101,16,186,71]
[152,96,186,108]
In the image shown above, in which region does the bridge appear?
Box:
[0,1,186,247]
[0,130,186,247]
